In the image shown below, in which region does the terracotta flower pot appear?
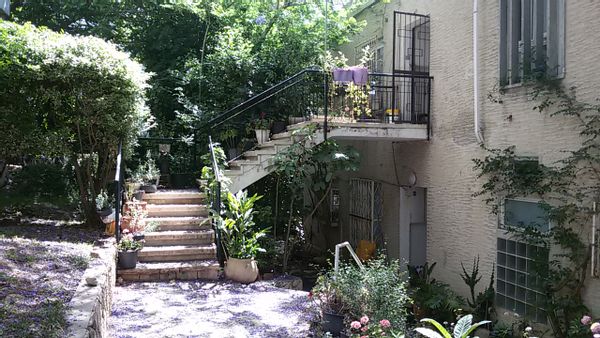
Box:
[224,258,259,283]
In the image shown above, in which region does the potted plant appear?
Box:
[117,230,143,269]
[220,128,240,160]
[311,272,349,336]
[136,150,160,193]
[95,189,114,218]
[217,190,268,283]
[250,112,271,145]
[121,200,147,238]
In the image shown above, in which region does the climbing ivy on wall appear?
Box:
[473,73,600,338]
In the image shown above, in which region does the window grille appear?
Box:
[499,0,565,85]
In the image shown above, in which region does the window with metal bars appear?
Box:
[355,37,384,73]
[499,0,565,86]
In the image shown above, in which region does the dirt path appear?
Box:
[110,280,316,338]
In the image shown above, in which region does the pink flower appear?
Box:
[360,316,369,325]
[360,336,368,338]
[350,321,361,329]
[361,326,368,332]
[592,322,600,334]
[380,319,391,328]
[582,315,593,325]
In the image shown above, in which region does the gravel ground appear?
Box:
[0,222,102,337]
[110,280,318,338]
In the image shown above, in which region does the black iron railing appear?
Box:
[208,136,225,266]
[114,140,123,243]
[196,68,432,160]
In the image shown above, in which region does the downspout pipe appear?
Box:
[473,0,484,144]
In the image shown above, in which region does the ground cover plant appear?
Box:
[0,220,101,337]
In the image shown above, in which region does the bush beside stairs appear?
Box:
[117,189,220,282]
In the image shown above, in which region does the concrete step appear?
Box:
[117,260,220,281]
[138,244,217,262]
[223,169,243,177]
[146,216,211,231]
[143,190,205,205]
[146,204,208,217]
[143,230,214,246]
[244,148,278,157]
[229,159,260,169]
[271,131,292,140]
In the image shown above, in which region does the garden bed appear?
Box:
[0,220,103,337]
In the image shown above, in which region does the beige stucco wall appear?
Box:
[336,0,600,317]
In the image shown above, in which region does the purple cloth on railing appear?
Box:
[332,68,353,83]
[350,66,368,85]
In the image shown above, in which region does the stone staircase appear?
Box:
[117,189,220,282]
[224,122,324,192]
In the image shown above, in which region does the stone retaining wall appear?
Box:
[66,237,117,338]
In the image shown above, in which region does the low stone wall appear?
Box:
[66,237,117,338]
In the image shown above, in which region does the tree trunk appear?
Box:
[73,157,103,228]
[282,197,295,272]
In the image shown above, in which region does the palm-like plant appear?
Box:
[415,314,490,338]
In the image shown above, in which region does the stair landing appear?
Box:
[117,189,220,282]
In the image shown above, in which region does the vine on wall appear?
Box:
[474,73,600,338]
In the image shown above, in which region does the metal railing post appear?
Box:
[333,241,364,280]
[114,140,122,243]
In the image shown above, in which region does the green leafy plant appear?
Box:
[133,151,160,184]
[95,190,113,211]
[273,125,359,271]
[409,262,464,323]
[415,314,491,338]
[313,257,411,332]
[216,191,268,259]
[459,256,495,323]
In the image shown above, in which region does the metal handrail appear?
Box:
[196,67,322,132]
[114,140,123,243]
[208,136,224,265]
[333,241,364,279]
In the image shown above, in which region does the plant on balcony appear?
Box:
[248,112,271,145]
[216,190,268,283]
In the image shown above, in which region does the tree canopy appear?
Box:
[11,0,364,137]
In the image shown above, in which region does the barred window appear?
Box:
[499,0,565,85]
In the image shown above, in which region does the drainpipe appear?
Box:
[473,0,484,144]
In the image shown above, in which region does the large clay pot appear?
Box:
[224,258,259,283]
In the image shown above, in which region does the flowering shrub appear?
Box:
[312,255,410,332]
[575,314,600,338]
[117,232,144,252]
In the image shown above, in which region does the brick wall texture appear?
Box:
[336,0,600,316]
